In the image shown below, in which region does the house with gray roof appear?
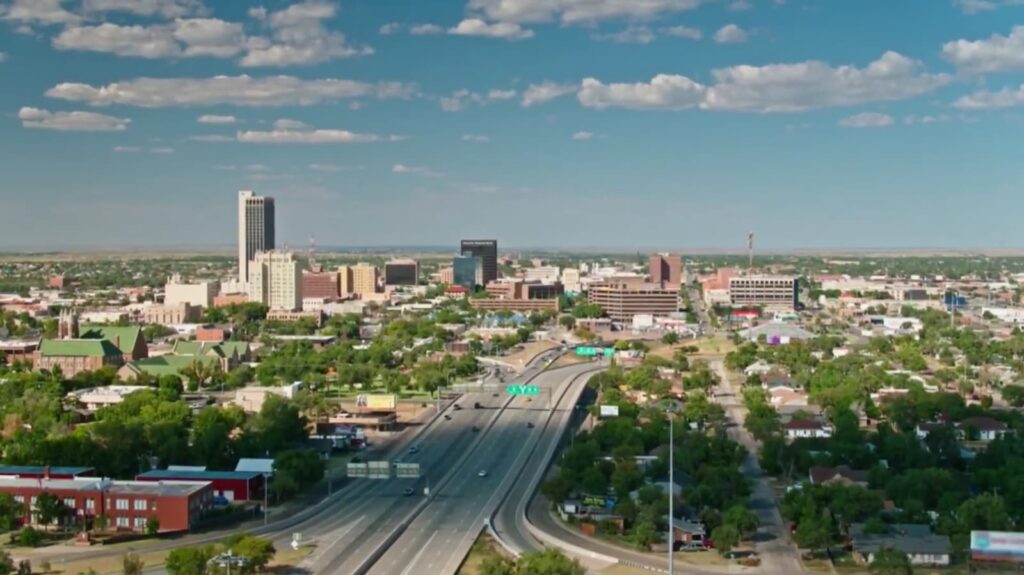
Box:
[850,523,951,566]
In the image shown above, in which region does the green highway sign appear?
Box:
[507,384,541,396]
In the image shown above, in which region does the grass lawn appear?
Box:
[43,544,314,575]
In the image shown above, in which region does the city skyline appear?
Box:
[3,0,1024,249]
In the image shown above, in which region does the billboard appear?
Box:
[972,531,1024,562]
[346,463,368,478]
[581,494,616,510]
[395,463,421,478]
[599,405,620,418]
[356,394,398,412]
[367,460,390,479]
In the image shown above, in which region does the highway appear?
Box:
[364,362,603,575]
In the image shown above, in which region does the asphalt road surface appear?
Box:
[353,361,603,575]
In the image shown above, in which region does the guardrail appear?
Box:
[349,353,568,574]
[487,366,610,557]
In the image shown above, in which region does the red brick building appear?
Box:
[302,270,340,299]
[136,470,265,503]
[0,477,213,533]
[195,326,227,343]
[0,465,94,479]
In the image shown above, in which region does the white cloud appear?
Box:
[411,23,445,35]
[197,114,237,124]
[578,52,949,113]
[727,0,752,11]
[237,127,403,144]
[838,112,893,128]
[82,0,205,18]
[52,19,246,59]
[18,106,130,131]
[0,0,80,25]
[465,0,705,25]
[953,85,1024,109]
[47,75,414,107]
[571,130,594,139]
[150,146,175,153]
[173,18,246,57]
[462,134,490,142]
[241,0,372,67]
[190,134,235,142]
[522,81,576,107]
[578,74,707,110]
[53,23,181,58]
[273,118,308,129]
[392,164,444,177]
[379,22,402,35]
[903,114,951,125]
[440,88,517,111]
[703,51,950,112]
[113,146,140,152]
[448,18,534,40]
[942,26,1024,74]
[0,52,7,62]
[592,26,656,44]
[348,101,362,110]
[953,0,1024,14]
[661,25,701,40]
[713,23,747,44]
[309,163,361,172]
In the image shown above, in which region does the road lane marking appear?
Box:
[399,530,437,575]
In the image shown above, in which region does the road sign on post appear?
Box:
[368,461,390,479]
[506,384,541,396]
[346,462,369,478]
[395,463,421,478]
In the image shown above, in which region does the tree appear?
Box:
[146,516,160,535]
[661,331,680,345]
[794,513,834,552]
[723,504,760,538]
[228,535,275,575]
[17,527,42,547]
[122,553,145,575]
[559,316,576,330]
[272,449,325,496]
[0,493,21,531]
[166,545,214,575]
[514,549,585,575]
[0,551,13,575]
[711,524,741,554]
[33,492,64,531]
[871,546,913,575]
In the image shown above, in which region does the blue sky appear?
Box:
[2,0,1024,250]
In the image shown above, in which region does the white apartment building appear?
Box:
[524,266,560,284]
[164,274,219,308]
[729,276,799,310]
[561,268,581,293]
[248,251,302,311]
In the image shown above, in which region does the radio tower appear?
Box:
[747,232,754,275]
[307,235,320,272]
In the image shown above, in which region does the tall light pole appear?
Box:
[668,413,674,575]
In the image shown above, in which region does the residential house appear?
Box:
[850,523,951,566]
[769,388,809,408]
[671,519,707,545]
[957,416,1010,441]
[743,360,777,378]
[809,465,870,488]
[783,419,832,440]
[68,385,149,412]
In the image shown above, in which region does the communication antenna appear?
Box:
[747,232,754,275]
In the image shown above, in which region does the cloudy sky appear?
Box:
[1,0,1023,250]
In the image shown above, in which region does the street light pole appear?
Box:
[668,414,674,575]
[263,473,269,526]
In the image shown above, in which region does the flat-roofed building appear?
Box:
[338,264,379,297]
[0,477,213,533]
[143,303,197,325]
[729,276,799,310]
[460,239,498,286]
[587,277,679,323]
[384,258,419,286]
[248,251,302,311]
[469,299,559,313]
[650,253,683,287]
[453,255,482,290]
[136,470,265,503]
[302,269,339,299]
[165,275,219,308]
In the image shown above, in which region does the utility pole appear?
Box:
[668,414,675,575]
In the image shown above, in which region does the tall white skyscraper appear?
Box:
[248,251,302,311]
[238,190,275,284]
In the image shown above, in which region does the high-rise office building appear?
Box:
[453,255,482,290]
[248,251,301,311]
[238,191,275,284]
[650,253,683,287]
[384,258,419,286]
[338,264,379,297]
[460,240,498,286]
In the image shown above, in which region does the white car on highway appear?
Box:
[477,469,488,478]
